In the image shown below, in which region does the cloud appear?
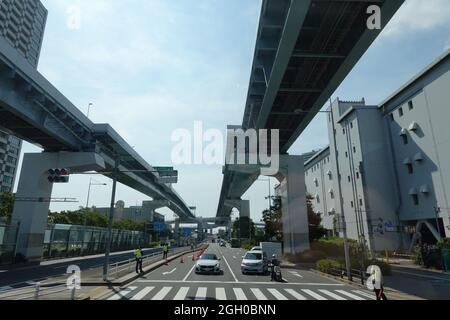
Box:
[383,0,450,38]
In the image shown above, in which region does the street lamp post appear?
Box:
[84,178,107,226]
[103,158,119,281]
[87,103,93,118]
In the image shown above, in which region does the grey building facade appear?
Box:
[304,49,450,252]
[0,130,22,193]
[0,0,47,68]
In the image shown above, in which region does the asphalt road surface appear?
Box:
[103,243,381,301]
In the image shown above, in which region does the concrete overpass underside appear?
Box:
[217,0,404,254]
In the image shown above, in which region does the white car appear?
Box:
[195,253,222,274]
[241,251,268,275]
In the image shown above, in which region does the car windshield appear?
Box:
[200,254,218,260]
[244,253,262,260]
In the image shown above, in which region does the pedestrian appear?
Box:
[163,243,169,260]
[135,247,144,274]
[372,270,388,300]
[270,254,279,282]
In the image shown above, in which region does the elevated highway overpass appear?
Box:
[0,36,194,262]
[217,0,404,253]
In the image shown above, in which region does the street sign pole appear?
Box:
[103,158,119,281]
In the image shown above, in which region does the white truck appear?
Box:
[260,242,282,261]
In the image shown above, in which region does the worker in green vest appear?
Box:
[135,247,143,274]
[163,243,169,260]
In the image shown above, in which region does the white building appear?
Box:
[305,49,450,252]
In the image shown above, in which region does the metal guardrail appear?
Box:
[0,282,78,301]
[327,267,368,285]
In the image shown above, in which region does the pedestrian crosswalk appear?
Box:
[107,285,376,301]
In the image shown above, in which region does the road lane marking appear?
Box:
[216,288,227,300]
[218,248,238,283]
[289,271,303,278]
[233,288,247,300]
[108,287,137,300]
[152,287,172,300]
[335,290,365,300]
[173,287,190,300]
[268,288,288,300]
[195,287,207,300]
[137,280,345,286]
[392,270,450,282]
[233,256,237,259]
[284,289,306,300]
[301,289,328,300]
[319,289,347,300]
[251,288,268,300]
[182,264,197,282]
[353,290,376,300]
[163,268,177,276]
[131,287,154,300]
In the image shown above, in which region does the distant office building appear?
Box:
[301,150,322,163]
[96,201,166,224]
[0,0,47,68]
[0,130,22,193]
[305,49,450,252]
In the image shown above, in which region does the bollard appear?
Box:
[34,282,41,300]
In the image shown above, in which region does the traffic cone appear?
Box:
[192,255,196,262]
[180,256,184,264]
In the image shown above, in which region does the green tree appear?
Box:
[0,192,15,223]
[262,196,283,241]
[307,194,327,241]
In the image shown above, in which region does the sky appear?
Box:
[14,0,450,223]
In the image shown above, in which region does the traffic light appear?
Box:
[48,168,70,183]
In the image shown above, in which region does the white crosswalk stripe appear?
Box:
[216,288,227,300]
[233,288,248,300]
[251,288,268,300]
[131,287,154,300]
[284,289,307,300]
[195,287,207,300]
[152,287,172,300]
[268,288,288,300]
[174,287,190,300]
[108,287,137,300]
[301,289,328,300]
[336,290,366,300]
[353,290,376,300]
[319,289,347,300]
[109,285,372,301]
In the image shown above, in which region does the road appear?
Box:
[102,243,381,301]
[0,247,166,291]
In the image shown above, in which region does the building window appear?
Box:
[402,134,409,145]
[351,201,354,208]
[356,172,360,179]
[407,164,414,175]
[408,101,414,110]
[399,107,404,117]
[390,113,394,122]
[350,122,353,129]
[412,194,419,206]
[348,176,351,183]
[359,199,363,206]
[353,146,356,153]
[345,152,348,158]
[343,128,346,135]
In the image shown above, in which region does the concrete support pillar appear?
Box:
[11,152,105,264]
[267,155,309,254]
[174,218,180,246]
[225,199,250,239]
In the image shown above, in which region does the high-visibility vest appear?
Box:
[135,249,142,259]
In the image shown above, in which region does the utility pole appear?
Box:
[103,158,119,281]
[329,100,352,281]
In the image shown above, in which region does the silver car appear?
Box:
[241,251,268,275]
